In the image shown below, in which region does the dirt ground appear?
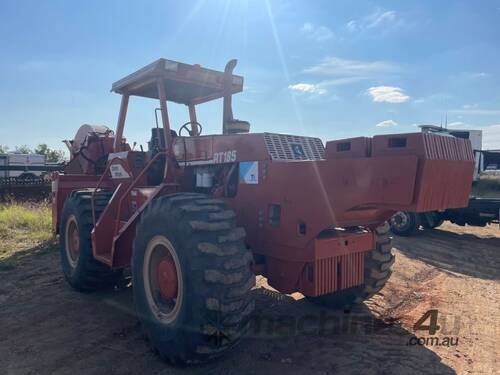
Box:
[0,222,498,375]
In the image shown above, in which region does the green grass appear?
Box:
[0,201,52,259]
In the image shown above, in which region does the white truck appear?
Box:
[0,153,47,179]
[390,125,500,235]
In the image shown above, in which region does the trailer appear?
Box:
[0,153,47,179]
[390,127,500,236]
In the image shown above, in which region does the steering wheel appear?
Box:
[179,121,203,136]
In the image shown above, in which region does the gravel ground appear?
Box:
[0,222,498,375]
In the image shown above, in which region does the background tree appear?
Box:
[34,144,66,162]
[2,144,66,162]
[14,145,32,154]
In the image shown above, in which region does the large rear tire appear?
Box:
[132,193,255,364]
[307,223,394,308]
[59,190,122,291]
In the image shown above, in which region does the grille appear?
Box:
[264,133,325,161]
[422,133,474,161]
[315,252,365,295]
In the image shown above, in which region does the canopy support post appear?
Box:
[113,94,129,152]
[156,78,174,181]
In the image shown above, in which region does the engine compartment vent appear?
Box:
[264,133,325,161]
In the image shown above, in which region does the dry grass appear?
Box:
[0,201,52,259]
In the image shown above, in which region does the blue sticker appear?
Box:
[239,161,259,184]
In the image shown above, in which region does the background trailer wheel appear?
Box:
[389,211,420,236]
[308,223,394,308]
[132,193,255,364]
[59,191,122,291]
[421,211,444,229]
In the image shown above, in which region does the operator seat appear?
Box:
[148,127,178,153]
[146,127,177,185]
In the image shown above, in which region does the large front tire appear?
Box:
[59,190,122,291]
[308,223,394,308]
[132,193,255,364]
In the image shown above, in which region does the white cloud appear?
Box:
[288,76,369,96]
[367,10,397,28]
[288,83,327,95]
[318,77,368,86]
[449,108,500,116]
[346,20,358,32]
[300,22,334,41]
[457,72,489,80]
[462,103,479,109]
[296,56,401,100]
[367,86,410,103]
[347,9,399,33]
[412,93,452,105]
[376,119,398,127]
[304,56,399,77]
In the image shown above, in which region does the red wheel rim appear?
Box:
[157,256,178,300]
[143,235,183,323]
[65,215,80,266]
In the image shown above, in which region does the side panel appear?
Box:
[227,156,419,262]
[220,133,473,296]
[414,159,474,211]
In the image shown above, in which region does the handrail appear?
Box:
[90,157,126,227]
[113,151,167,236]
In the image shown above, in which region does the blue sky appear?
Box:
[1,0,500,152]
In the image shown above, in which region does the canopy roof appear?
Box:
[111,58,244,105]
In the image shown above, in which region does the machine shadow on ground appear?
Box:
[392,227,500,280]
[0,242,456,375]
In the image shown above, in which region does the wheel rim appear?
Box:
[65,215,80,268]
[143,235,183,324]
[390,211,409,230]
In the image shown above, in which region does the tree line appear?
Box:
[0,144,65,163]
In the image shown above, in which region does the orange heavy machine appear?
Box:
[53,58,474,363]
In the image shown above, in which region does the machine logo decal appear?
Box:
[290,143,306,158]
[214,150,237,164]
[239,161,258,184]
[110,164,131,179]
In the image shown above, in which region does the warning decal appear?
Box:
[110,164,131,179]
